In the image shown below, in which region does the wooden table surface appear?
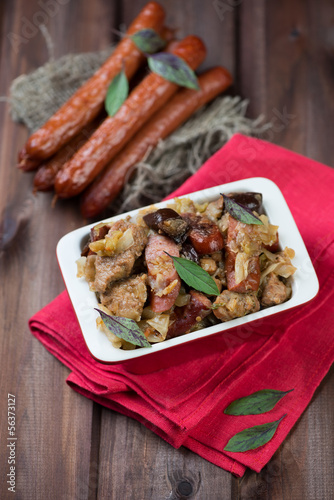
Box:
[1,1,333,499]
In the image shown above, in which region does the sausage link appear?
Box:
[18,148,41,172]
[20,2,166,162]
[183,213,224,255]
[225,250,261,293]
[54,35,207,198]
[81,67,232,218]
[166,290,212,340]
[33,117,102,191]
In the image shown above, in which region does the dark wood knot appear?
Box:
[176,479,193,497]
[290,28,300,39]
[167,469,200,499]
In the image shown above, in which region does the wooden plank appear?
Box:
[0,0,117,498]
[96,1,237,498]
[238,0,334,166]
[236,0,334,498]
[98,412,233,500]
[1,0,332,499]
[303,0,334,166]
[122,0,236,76]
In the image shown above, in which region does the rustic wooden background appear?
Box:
[1,0,333,499]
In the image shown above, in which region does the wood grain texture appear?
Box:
[237,1,334,498]
[0,0,333,499]
[97,1,236,498]
[238,0,334,166]
[98,412,232,500]
[0,1,116,499]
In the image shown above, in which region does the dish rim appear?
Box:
[56,177,319,363]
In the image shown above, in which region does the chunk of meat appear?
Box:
[93,221,147,292]
[145,233,181,313]
[99,274,148,321]
[260,272,291,307]
[166,290,212,339]
[182,213,224,254]
[213,290,260,321]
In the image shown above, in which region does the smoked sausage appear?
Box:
[81,66,232,217]
[182,213,224,255]
[54,35,207,198]
[166,290,212,340]
[18,148,41,172]
[33,117,102,191]
[19,2,166,163]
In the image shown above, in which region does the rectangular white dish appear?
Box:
[56,177,319,363]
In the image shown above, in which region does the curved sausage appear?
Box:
[18,148,41,172]
[182,213,224,255]
[54,35,207,198]
[145,233,181,313]
[166,290,212,339]
[33,117,102,191]
[81,67,232,217]
[19,2,166,162]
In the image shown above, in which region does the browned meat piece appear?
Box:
[94,254,135,292]
[260,272,291,307]
[213,290,260,321]
[166,290,212,339]
[93,221,148,292]
[100,274,148,321]
[145,233,181,313]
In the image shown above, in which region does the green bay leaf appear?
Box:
[131,28,166,54]
[105,69,129,117]
[224,389,294,415]
[148,53,200,90]
[224,415,286,452]
[96,309,151,348]
[166,253,220,296]
[222,194,263,225]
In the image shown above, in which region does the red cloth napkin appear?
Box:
[29,134,334,477]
